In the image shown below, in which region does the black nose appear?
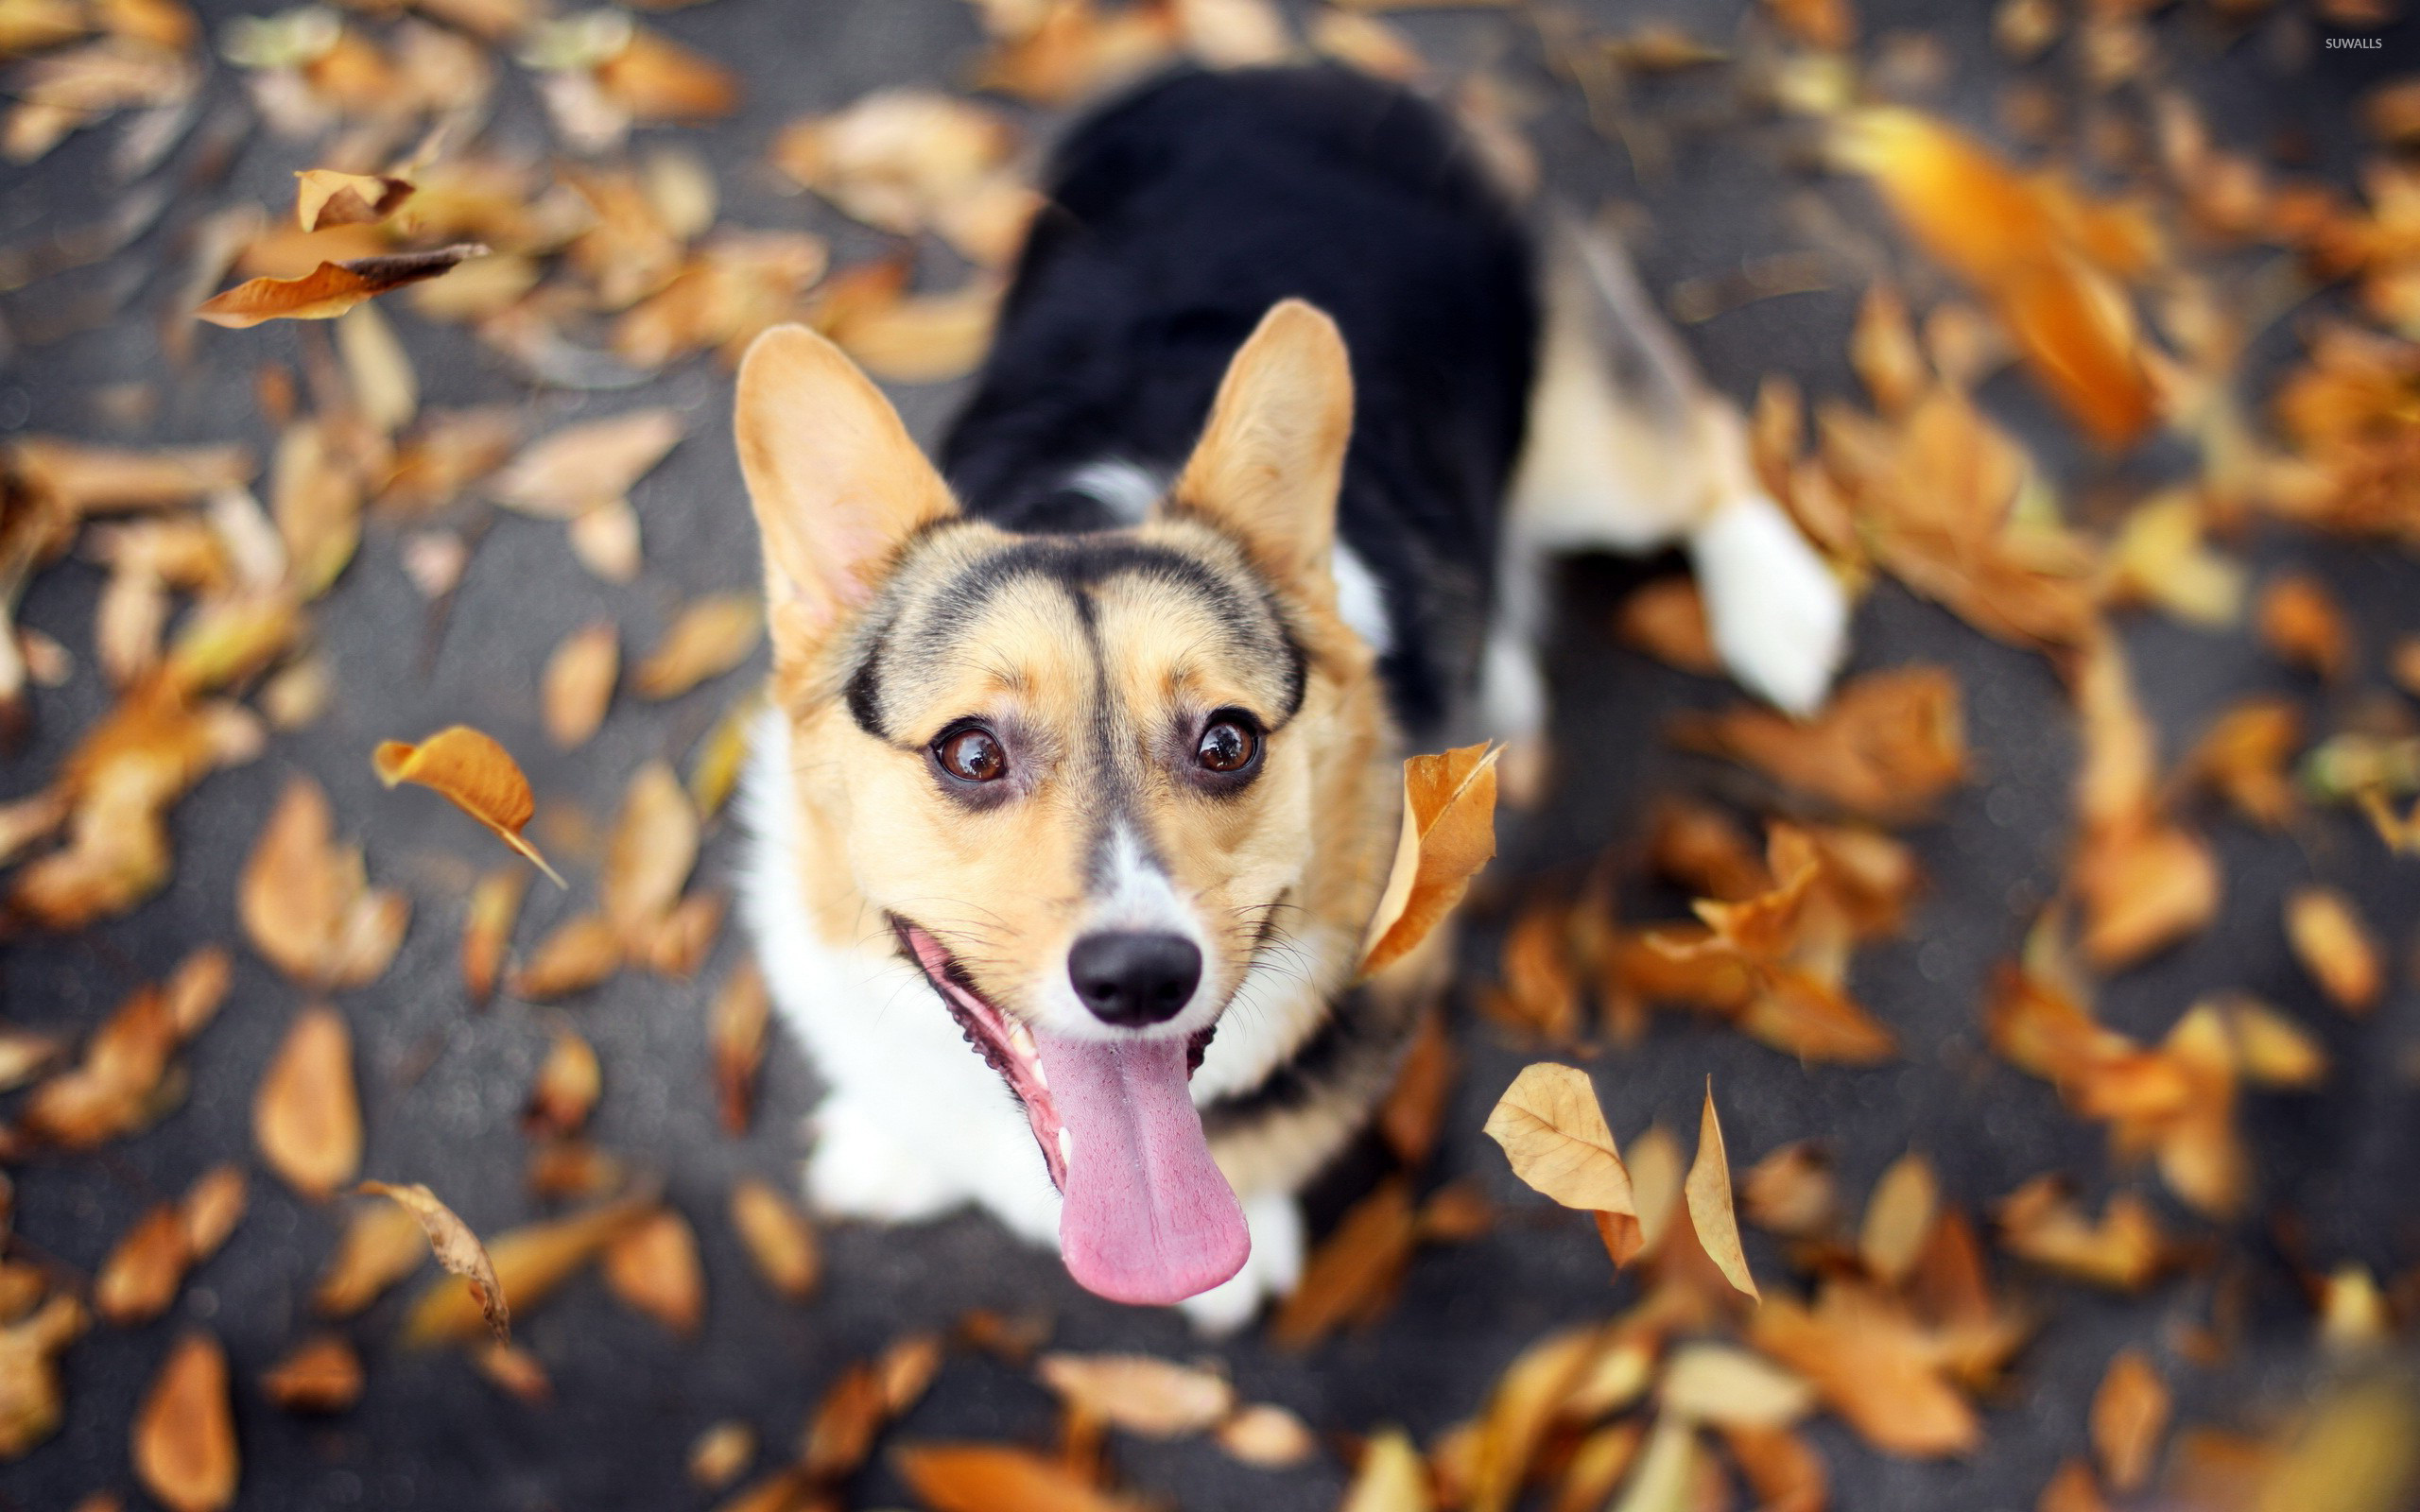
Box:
[1067,932,1202,1026]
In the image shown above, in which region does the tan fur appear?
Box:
[735,305,1408,1194]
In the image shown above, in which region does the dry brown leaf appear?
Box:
[893,1443,1154,1512]
[1375,1006,1458,1166]
[1858,1151,1939,1287]
[2183,697,2302,828]
[640,885,726,977]
[603,759,700,947]
[1360,743,1501,977]
[2257,573,2353,679]
[1741,1142,1838,1238]
[2091,1349,2169,1492]
[1466,1324,1602,1512]
[2285,886,2383,1013]
[602,1206,704,1337]
[399,1190,660,1345]
[197,245,486,328]
[688,1420,755,1489]
[710,959,769,1135]
[1615,576,1720,675]
[523,1027,600,1139]
[2070,637,2219,970]
[1270,1176,1419,1347]
[312,1196,430,1316]
[1675,668,1967,824]
[0,1294,87,1457]
[95,1203,192,1327]
[1215,1403,1319,1469]
[259,1334,363,1414]
[1685,1082,1759,1301]
[1751,1283,1979,1458]
[688,687,761,817]
[1339,1428,1431,1512]
[1721,1423,1829,1512]
[252,1005,361,1201]
[132,1332,236,1512]
[1037,1353,1235,1438]
[295,169,415,232]
[1662,1344,1814,1428]
[461,866,528,1005]
[508,913,622,1000]
[16,983,180,1149]
[825,277,1002,385]
[474,1341,551,1402]
[544,622,618,748]
[633,593,761,699]
[488,408,683,520]
[374,725,564,885]
[238,775,410,989]
[595,24,740,122]
[1483,1062,1636,1218]
[729,1177,820,1300]
[363,1183,507,1347]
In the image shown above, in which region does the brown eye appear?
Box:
[1196,716,1258,774]
[936,726,1007,783]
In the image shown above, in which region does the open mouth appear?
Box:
[890,916,1251,1307]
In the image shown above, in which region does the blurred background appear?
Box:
[4,0,2420,1508]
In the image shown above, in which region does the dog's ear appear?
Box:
[735,324,957,654]
[1168,300,1353,605]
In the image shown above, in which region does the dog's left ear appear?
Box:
[1167,300,1353,607]
[735,324,958,655]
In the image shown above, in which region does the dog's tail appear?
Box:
[1506,211,1849,715]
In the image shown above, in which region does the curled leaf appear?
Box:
[294,168,415,232]
[1360,743,1501,978]
[1685,1081,1759,1301]
[373,725,564,885]
[363,1181,510,1345]
[196,244,486,328]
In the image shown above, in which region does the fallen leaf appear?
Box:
[95,1198,199,1326]
[602,1206,704,1336]
[729,1177,819,1300]
[313,1197,429,1316]
[0,1294,87,1457]
[1215,1403,1319,1468]
[1037,1353,1235,1438]
[2183,697,2302,828]
[238,775,410,989]
[2257,573,2353,679]
[710,960,769,1135]
[508,913,623,1000]
[132,1332,236,1512]
[2038,1459,2111,1512]
[1483,1063,1636,1217]
[2091,1349,2169,1492]
[1720,1423,1830,1512]
[364,1182,514,1346]
[252,1005,361,1200]
[1270,1176,1419,1347]
[825,277,1002,385]
[771,88,1017,235]
[602,759,700,949]
[1375,1006,1458,1166]
[1685,1082,1760,1301]
[1752,1282,1980,1458]
[1360,743,1501,977]
[374,725,564,885]
[259,1334,363,1414]
[1858,1151,1939,1287]
[688,1420,755,1489]
[1740,1141,1838,1238]
[487,408,683,520]
[633,593,761,699]
[1674,668,1967,824]
[294,168,415,232]
[461,866,528,1005]
[1662,1343,1813,1428]
[1994,1177,2173,1291]
[1467,1324,1603,1512]
[1615,576,1720,675]
[1338,1428,1433,1512]
[544,622,618,748]
[2285,886,2383,1013]
[523,1027,600,1138]
[475,1341,552,1402]
[893,1443,1154,1512]
[196,244,487,328]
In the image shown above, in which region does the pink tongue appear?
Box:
[1033,1029,1249,1306]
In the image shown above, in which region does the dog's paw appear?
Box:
[803,1099,963,1224]
[1688,491,1849,717]
[1179,1190,1304,1334]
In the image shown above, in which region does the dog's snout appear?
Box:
[1068,931,1201,1026]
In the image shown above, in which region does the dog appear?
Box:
[736,64,1846,1329]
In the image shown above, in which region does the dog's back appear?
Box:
[942,65,1538,734]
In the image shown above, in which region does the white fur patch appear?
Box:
[1064,458,1164,524]
[1331,542,1392,657]
[1687,491,1849,716]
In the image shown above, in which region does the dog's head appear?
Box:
[735,301,1397,1305]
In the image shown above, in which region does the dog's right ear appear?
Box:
[735,324,957,656]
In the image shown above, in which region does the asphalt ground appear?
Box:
[5,1,2420,1509]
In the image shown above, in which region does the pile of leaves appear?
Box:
[3,0,2419,1509]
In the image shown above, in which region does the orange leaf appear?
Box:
[1482,1063,1636,1218]
[893,1443,1152,1512]
[1360,742,1500,978]
[373,725,564,885]
[252,1005,361,1201]
[132,1332,237,1512]
[1685,1081,1759,1301]
[196,244,486,328]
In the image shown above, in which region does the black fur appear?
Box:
[940,64,1537,737]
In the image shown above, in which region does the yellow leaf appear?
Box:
[373,725,564,885]
[1340,1428,1433,1512]
[1360,742,1501,978]
[251,1006,360,1201]
[1035,1353,1235,1437]
[1482,1062,1636,1217]
[1858,1151,1939,1286]
[1685,1081,1759,1301]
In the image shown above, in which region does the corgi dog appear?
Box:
[736,65,1846,1328]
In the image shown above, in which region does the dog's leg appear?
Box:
[1507,211,1848,715]
[1179,1188,1305,1333]
[803,1095,966,1224]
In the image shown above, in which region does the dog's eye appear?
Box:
[935,726,1007,783]
[1196,715,1259,774]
